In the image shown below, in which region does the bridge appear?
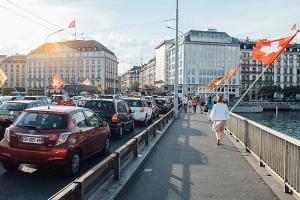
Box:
[1,108,299,200]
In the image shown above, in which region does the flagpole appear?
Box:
[230,66,269,112]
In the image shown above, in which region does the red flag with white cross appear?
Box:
[252,31,298,66]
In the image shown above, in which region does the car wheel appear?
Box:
[102,137,111,156]
[118,126,124,138]
[2,161,20,171]
[64,150,81,176]
[129,121,135,132]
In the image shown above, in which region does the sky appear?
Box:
[0,0,299,74]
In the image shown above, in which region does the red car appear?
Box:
[51,95,75,106]
[0,106,111,176]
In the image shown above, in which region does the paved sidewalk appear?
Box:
[117,112,278,200]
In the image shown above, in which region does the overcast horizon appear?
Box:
[1,0,299,74]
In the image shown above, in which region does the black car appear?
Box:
[84,99,134,138]
[0,100,47,139]
[154,98,172,114]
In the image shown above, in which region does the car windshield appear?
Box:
[15,112,68,130]
[0,102,27,111]
[154,99,165,105]
[84,101,114,113]
[125,100,143,107]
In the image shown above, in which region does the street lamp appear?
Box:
[173,0,179,119]
[45,29,64,43]
[166,26,186,97]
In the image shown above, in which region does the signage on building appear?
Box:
[189,31,232,43]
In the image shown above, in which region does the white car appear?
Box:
[123,97,153,125]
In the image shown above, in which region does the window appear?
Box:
[84,110,100,128]
[72,112,88,128]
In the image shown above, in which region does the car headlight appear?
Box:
[56,132,71,146]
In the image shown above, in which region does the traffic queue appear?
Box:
[0,94,175,176]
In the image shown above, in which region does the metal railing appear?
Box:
[227,113,300,197]
[49,108,176,200]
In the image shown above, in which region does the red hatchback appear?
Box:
[0,106,111,176]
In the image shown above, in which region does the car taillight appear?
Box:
[112,113,118,123]
[4,128,11,143]
[140,107,145,112]
[56,132,71,146]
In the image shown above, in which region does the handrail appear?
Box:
[49,104,180,200]
[227,112,300,197]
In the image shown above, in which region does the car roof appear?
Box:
[24,96,47,98]
[87,99,115,102]
[25,105,85,113]
[122,97,144,101]
[6,100,38,104]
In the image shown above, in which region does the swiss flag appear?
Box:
[50,74,63,90]
[252,31,298,66]
[224,64,241,81]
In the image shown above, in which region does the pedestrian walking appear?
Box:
[192,97,197,113]
[210,95,230,146]
[183,95,188,113]
[188,97,192,114]
[206,96,214,121]
[199,96,205,114]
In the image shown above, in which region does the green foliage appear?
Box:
[130,81,140,92]
[283,86,300,96]
[259,85,282,96]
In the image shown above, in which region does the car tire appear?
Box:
[2,161,20,171]
[102,137,111,156]
[64,150,81,177]
[129,121,134,132]
[118,126,124,138]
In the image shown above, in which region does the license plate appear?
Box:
[21,136,44,144]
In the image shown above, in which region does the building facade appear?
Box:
[0,55,26,94]
[26,40,118,95]
[120,65,141,92]
[240,40,300,98]
[168,29,241,98]
[155,40,174,92]
[139,57,156,93]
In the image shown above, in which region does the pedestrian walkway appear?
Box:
[117,112,278,200]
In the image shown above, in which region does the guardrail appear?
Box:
[227,113,300,198]
[49,108,176,200]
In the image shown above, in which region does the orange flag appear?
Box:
[252,32,298,66]
[207,77,223,88]
[224,64,241,81]
[50,74,63,90]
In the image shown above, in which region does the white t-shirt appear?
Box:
[210,103,230,121]
[183,97,188,104]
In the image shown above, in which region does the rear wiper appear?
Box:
[22,125,38,130]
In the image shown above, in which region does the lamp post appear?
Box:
[166,26,186,97]
[173,0,179,119]
[45,29,64,43]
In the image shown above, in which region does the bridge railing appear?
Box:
[227,113,300,197]
[49,107,177,200]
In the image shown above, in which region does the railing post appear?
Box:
[152,126,156,138]
[133,138,138,158]
[162,117,166,127]
[114,152,120,180]
[158,120,162,131]
[259,129,264,167]
[244,119,249,152]
[72,181,85,200]
[145,128,149,145]
[283,141,290,193]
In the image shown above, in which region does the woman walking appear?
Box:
[187,97,192,114]
[210,95,230,146]
[192,97,197,114]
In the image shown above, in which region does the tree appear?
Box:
[259,85,282,97]
[283,86,300,97]
[130,81,140,92]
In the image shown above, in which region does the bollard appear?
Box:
[114,152,120,180]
